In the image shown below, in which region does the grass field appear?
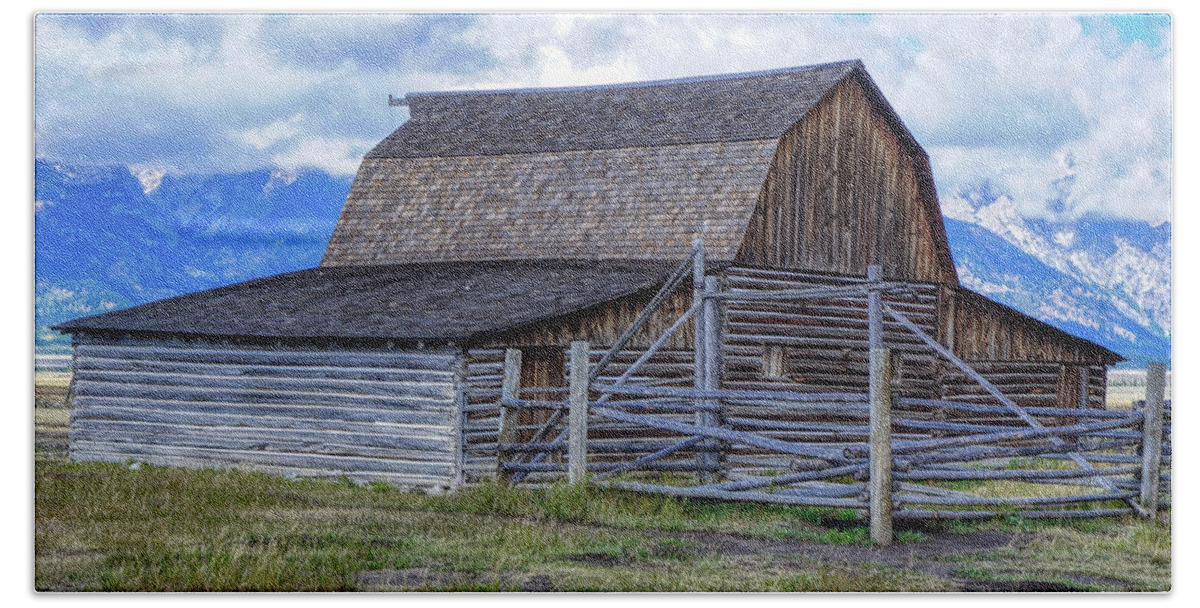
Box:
[33,460,1171,592]
[32,371,1171,592]
[34,371,70,460]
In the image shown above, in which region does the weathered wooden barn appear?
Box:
[55,60,1123,492]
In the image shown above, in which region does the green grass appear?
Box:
[426,477,861,537]
[941,516,1170,591]
[35,461,956,591]
[36,459,1169,591]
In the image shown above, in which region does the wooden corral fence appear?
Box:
[489,242,1170,545]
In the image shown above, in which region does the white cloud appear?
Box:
[271,136,376,176]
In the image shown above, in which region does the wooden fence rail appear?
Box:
[488,255,1169,533]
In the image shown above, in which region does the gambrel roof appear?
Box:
[321,59,942,267]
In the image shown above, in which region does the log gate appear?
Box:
[492,241,1170,544]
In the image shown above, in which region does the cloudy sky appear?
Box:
[33,12,1172,225]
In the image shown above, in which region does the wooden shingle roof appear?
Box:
[368,60,860,158]
[53,260,681,342]
[322,60,873,267]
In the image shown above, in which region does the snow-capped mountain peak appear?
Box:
[941,184,1170,366]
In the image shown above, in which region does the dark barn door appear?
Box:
[519,347,566,450]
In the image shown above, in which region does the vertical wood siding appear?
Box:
[68,334,463,491]
[482,286,696,350]
[518,348,566,445]
[735,78,953,284]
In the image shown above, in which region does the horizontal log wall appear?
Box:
[734,76,953,284]
[719,266,940,474]
[940,362,1106,410]
[722,266,941,397]
[68,333,463,491]
[462,348,505,483]
[1090,366,1108,409]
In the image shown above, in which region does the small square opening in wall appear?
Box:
[763,344,786,379]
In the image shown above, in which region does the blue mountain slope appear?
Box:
[34,160,351,347]
[1026,215,1171,260]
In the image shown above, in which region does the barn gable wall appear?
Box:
[735,76,953,284]
[476,283,696,351]
[949,288,1119,365]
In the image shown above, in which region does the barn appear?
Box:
[54,60,1123,492]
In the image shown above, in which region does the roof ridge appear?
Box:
[403,59,862,100]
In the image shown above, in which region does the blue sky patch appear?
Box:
[1077,13,1170,57]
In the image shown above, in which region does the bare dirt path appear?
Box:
[656,526,1038,590]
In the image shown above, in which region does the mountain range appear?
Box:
[33,160,1171,367]
[941,183,1170,368]
[34,159,350,349]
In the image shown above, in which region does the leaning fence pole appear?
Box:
[498,348,523,484]
[869,347,894,546]
[883,302,1150,518]
[1139,361,1166,519]
[590,249,695,382]
[568,341,590,486]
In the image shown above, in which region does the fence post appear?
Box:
[869,347,894,546]
[568,341,590,486]
[1139,361,1166,520]
[867,265,883,350]
[692,239,708,483]
[498,348,523,484]
[698,275,723,483]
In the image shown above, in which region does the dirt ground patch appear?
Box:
[674,527,1014,563]
[659,526,1023,586]
[650,525,1143,591]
